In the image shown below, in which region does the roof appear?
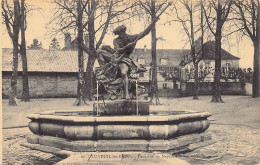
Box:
[2,48,88,72]
[2,48,189,72]
[194,41,240,60]
[131,48,190,67]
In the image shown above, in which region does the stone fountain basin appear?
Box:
[24,109,212,152]
[27,110,211,140]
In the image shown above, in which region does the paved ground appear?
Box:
[1,96,260,164]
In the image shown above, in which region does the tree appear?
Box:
[83,0,96,102]
[203,0,232,102]
[28,38,42,49]
[233,0,260,98]
[160,68,181,89]
[172,0,205,100]
[49,38,60,50]
[20,0,30,102]
[82,0,139,101]
[138,0,171,105]
[74,0,86,105]
[51,0,137,104]
[2,0,21,105]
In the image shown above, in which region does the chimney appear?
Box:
[144,44,147,53]
[64,33,71,48]
[84,34,89,47]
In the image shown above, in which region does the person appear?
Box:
[97,17,159,100]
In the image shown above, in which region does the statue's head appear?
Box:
[113,25,126,35]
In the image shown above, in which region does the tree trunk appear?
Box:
[150,0,160,105]
[193,62,199,99]
[74,0,87,106]
[9,0,20,106]
[9,43,19,106]
[20,0,30,102]
[252,43,260,97]
[252,5,260,98]
[85,56,96,101]
[211,0,224,103]
[211,30,224,103]
[189,2,199,100]
[85,0,96,101]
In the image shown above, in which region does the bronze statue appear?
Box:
[96,17,159,100]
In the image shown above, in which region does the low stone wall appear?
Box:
[2,71,246,99]
[2,72,78,98]
[158,89,181,97]
[185,82,246,96]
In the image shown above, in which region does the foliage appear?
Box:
[160,67,181,82]
[28,39,42,49]
[49,38,60,50]
[185,66,252,83]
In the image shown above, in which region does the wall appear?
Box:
[158,81,174,89]
[185,82,246,96]
[2,72,78,98]
[2,71,246,99]
[158,89,181,97]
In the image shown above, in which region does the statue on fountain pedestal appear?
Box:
[96,17,159,100]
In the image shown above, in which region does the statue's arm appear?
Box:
[113,39,123,53]
[113,39,136,54]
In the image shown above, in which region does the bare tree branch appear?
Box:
[203,3,215,35]
[139,0,151,15]
[235,1,255,41]
[2,0,14,40]
[96,0,113,49]
[54,0,76,18]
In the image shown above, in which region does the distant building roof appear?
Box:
[2,48,189,72]
[189,40,240,61]
[203,41,240,60]
[131,48,190,67]
[2,48,87,72]
[62,39,78,51]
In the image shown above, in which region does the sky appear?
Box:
[0,0,254,68]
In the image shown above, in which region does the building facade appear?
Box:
[2,48,86,98]
[2,40,241,98]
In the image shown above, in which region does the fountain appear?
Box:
[23,77,211,153]
[21,7,212,157]
[25,106,211,153]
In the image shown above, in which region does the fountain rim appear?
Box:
[27,111,211,123]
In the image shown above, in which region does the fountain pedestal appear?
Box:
[93,100,149,116]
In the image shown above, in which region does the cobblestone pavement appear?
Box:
[178,124,260,165]
[2,96,259,164]
[2,127,62,165]
[2,124,259,164]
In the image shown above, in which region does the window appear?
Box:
[163,83,168,89]
[139,72,144,77]
[226,63,231,71]
[160,58,167,65]
[138,58,145,65]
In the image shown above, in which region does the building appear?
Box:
[185,41,240,70]
[2,46,189,98]
[183,40,240,82]
[62,33,89,51]
[2,41,241,98]
[131,47,189,90]
[2,48,88,98]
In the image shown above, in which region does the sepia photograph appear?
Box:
[1,0,259,164]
